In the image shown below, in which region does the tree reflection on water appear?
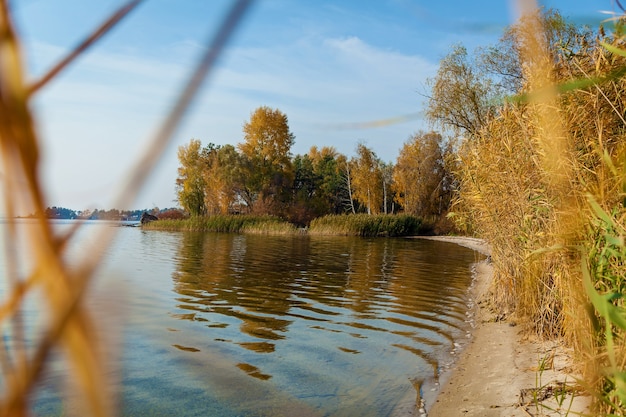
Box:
[169,232,481,395]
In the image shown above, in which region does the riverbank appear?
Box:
[419,236,590,417]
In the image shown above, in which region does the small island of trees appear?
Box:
[172,106,452,234]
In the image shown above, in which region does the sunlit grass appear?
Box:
[309,213,423,237]
[143,215,298,235]
[145,213,424,237]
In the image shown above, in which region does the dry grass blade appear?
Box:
[27,0,143,95]
[447,0,626,412]
[0,0,254,416]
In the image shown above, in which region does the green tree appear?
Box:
[425,44,498,138]
[44,206,77,219]
[176,139,206,216]
[238,106,295,214]
[291,154,322,225]
[308,146,351,214]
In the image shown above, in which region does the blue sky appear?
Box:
[4,0,616,211]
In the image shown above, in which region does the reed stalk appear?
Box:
[0,1,252,415]
[449,1,626,412]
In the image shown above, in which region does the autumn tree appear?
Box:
[393,131,446,217]
[238,106,295,215]
[202,144,241,215]
[488,9,589,91]
[176,139,206,216]
[215,144,248,213]
[351,144,383,215]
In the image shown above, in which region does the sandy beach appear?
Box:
[419,236,589,417]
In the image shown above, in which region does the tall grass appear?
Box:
[0,1,252,416]
[449,2,626,413]
[308,213,423,237]
[145,213,423,237]
[143,215,298,234]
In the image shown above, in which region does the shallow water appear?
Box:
[0,220,482,416]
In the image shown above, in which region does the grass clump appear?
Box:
[308,214,422,237]
[142,215,298,235]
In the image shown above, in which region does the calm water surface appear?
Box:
[0,220,483,416]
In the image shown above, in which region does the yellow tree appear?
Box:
[392,131,445,217]
[351,144,383,215]
[308,145,337,166]
[176,139,206,216]
[237,106,295,214]
[202,144,240,215]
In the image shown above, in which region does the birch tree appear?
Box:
[392,131,445,217]
[203,144,240,215]
[176,139,206,216]
[351,144,383,215]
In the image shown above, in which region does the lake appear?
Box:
[0,220,483,416]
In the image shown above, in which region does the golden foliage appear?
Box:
[176,139,207,216]
[350,144,383,215]
[238,106,295,213]
[392,131,445,217]
[239,106,295,171]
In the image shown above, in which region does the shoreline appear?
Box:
[418,236,589,417]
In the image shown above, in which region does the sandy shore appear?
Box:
[417,236,589,417]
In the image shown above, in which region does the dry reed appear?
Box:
[0,1,252,416]
[449,0,626,413]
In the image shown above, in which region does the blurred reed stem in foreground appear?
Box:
[0,1,252,415]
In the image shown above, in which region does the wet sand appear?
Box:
[418,236,589,417]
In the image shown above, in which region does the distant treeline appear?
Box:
[24,207,185,221]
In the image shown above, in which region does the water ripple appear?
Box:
[111,230,482,415]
